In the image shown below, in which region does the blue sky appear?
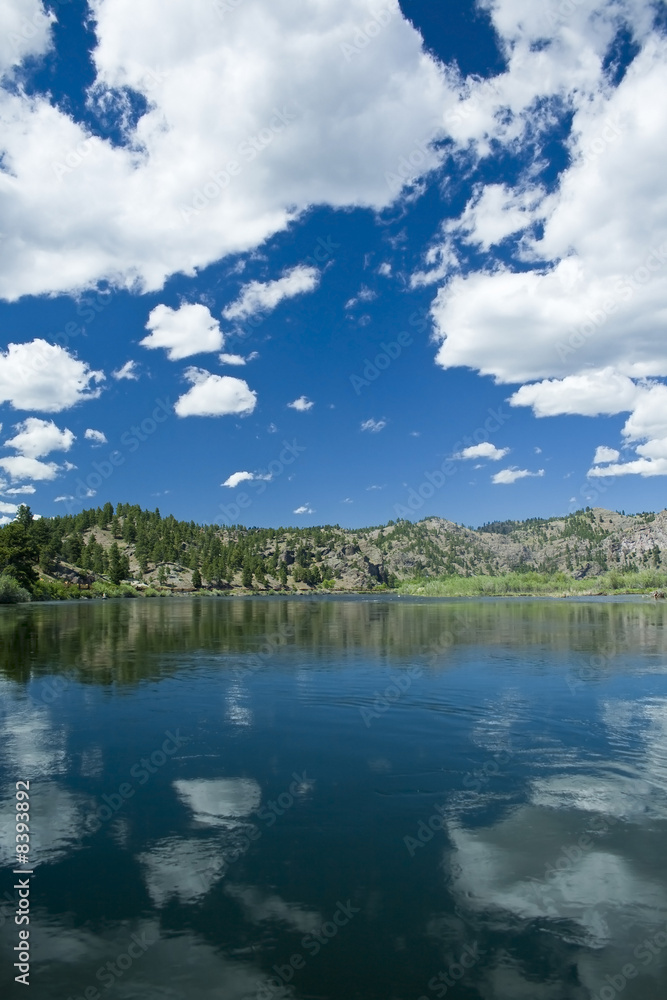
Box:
[1,0,666,528]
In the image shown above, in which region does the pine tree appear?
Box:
[191,567,202,590]
[0,508,39,591]
[108,542,127,585]
[242,557,254,589]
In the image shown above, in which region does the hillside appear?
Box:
[2,502,667,600]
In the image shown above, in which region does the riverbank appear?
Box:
[398,569,667,598]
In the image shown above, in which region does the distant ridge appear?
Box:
[2,502,666,596]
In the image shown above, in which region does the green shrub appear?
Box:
[0,573,31,604]
[90,581,138,599]
[32,579,83,601]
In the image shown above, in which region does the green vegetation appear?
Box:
[1,500,666,601]
[0,573,31,604]
[399,568,667,597]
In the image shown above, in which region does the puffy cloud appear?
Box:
[457,442,509,461]
[293,504,314,514]
[3,485,36,495]
[287,396,314,412]
[360,418,386,432]
[0,456,61,481]
[589,456,667,478]
[0,501,18,515]
[84,428,108,445]
[447,182,546,253]
[509,370,642,418]
[223,266,320,322]
[0,0,452,300]
[593,445,620,464]
[218,353,246,366]
[111,360,139,380]
[0,0,53,77]
[0,341,104,412]
[174,367,257,417]
[588,384,667,477]
[141,303,224,360]
[492,467,544,485]
[222,471,254,488]
[424,25,667,477]
[221,470,270,488]
[4,417,75,458]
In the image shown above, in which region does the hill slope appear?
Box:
[2,502,667,598]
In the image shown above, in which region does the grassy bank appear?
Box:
[398,569,667,598]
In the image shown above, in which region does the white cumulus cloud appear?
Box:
[0,0,454,301]
[593,445,621,464]
[287,396,314,412]
[222,471,255,488]
[3,485,36,495]
[457,442,510,461]
[85,428,108,445]
[218,353,246,366]
[223,266,320,322]
[492,467,545,485]
[509,370,642,418]
[0,456,61,482]
[141,303,224,360]
[293,505,314,515]
[0,341,104,412]
[112,360,139,380]
[175,367,257,418]
[4,418,75,458]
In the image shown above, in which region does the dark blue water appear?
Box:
[2,596,667,999]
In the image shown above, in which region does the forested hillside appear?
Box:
[1,502,667,601]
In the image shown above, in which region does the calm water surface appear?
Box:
[2,596,667,999]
